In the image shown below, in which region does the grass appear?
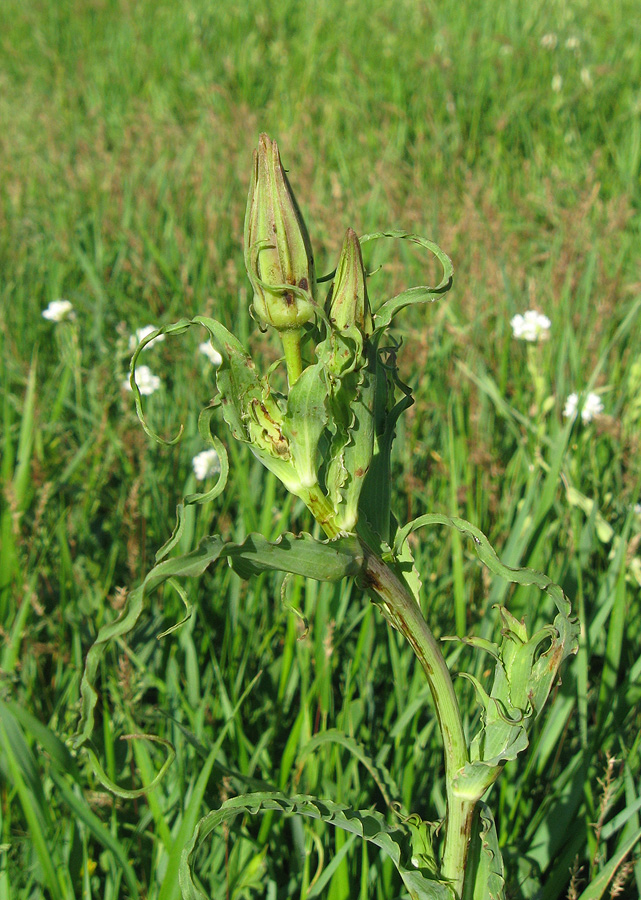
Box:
[1,0,640,897]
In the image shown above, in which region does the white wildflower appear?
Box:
[128,325,165,351]
[199,341,223,367]
[563,391,604,423]
[510,310,551,342]
[634,503,641,518]
[552,74,563,93]
[42,299,75,322]
[565,36,580,51]
[192,448,221,480]
[123,365,161,396]
[540,33,558,50]
[580,67,593,89]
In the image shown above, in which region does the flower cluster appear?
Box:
[510,309,605,422]
[42,300,75,322]
[563,391,603,423]
[510,310,551,342]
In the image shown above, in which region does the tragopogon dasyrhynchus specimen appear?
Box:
[76,134,578,900]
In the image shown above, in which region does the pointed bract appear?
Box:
[326,228,373,336]
[244,134,316,331]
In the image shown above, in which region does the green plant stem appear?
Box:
[280,328,303,386]
[300,485,342,539]
[303,486,475,892]
[359,544,473,897]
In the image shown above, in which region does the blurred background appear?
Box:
[1,1,640,898]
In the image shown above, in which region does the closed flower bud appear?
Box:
[244,134,316,331]
[326,228,373,337]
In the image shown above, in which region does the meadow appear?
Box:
[1,0,640,897]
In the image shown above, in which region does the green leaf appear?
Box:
[227,531,363,582]
[575,825,641,900]
[462,803,505,900]
[295,727,402,813]
[394,513,575,624]
[394,514,578,797]
[76,532,363,763]
[0,714,69,900]
[192,315,265,443]
[282,362,329,488]
[323,358,376,533]
[129,318,192,446]
[179,791,455,900]
[359,368,412,544]
[194,315,309,493]
[358,231,453,333]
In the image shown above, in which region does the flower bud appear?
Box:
[326,228,373,337]
[244,134,316,331]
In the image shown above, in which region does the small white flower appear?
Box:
[192,448,221,480]
[199,341,222,367]
[563,391,603,423]
[563,393,579,419]
[580,67,593,89]
[565,36,580,51]
[541,33,558,50]
[510,310,551,342]
[129,325,165,351]
[552,74,563,93]
[634,503,641,518]
[123,365,161,396]
[42,299,75,322]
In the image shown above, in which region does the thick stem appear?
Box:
[298,484,342,539]
[280,328,303,386]
[442,794,477,897]
[300,495,475,892]
[359,545,474,897]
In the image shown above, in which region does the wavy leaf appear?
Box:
[394,513,578,796]
[393,513,575,624]
[75,532,363,754]
[226,531,363,582]
[462,803,505,900]
[294,727,402,813]
[358,231,453,333]
[179,791,455,900]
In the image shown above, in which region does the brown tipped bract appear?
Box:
[244,134,316,330]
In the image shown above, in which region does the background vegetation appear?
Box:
[1,0,640,897]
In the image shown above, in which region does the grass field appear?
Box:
[1,0,640,897]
